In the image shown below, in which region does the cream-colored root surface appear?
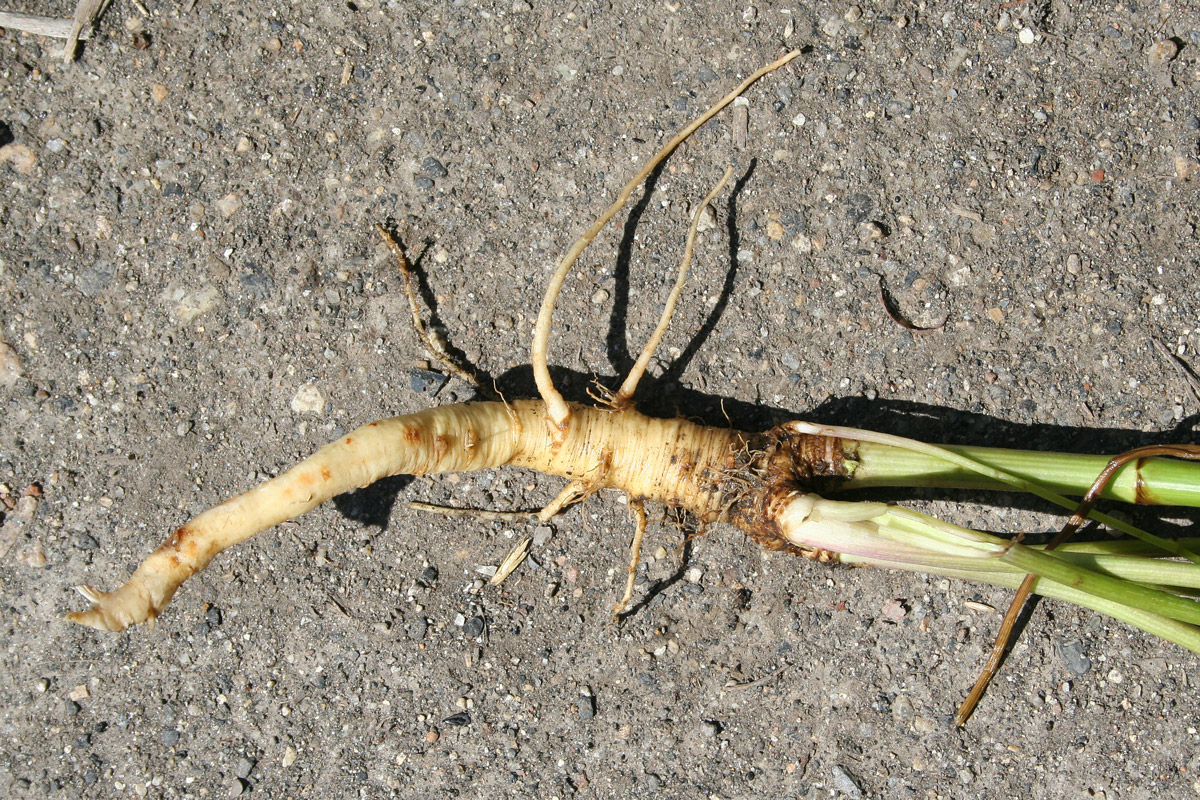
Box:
[69,400,743,631]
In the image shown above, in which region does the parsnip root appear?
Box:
[69,401,766,630]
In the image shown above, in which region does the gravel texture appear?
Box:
[2,1,1200,798]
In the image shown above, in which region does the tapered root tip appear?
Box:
[66,582,161,632]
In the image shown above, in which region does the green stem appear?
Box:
[847,441,1200,507]
[1054,537,1200,556]
[1052,550,1200,590]
[998,543,1200,625]
[788,423,1200,563]
[843,553,1200,655]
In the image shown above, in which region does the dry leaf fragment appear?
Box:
[490,537,531,584]
[878,277,947,334]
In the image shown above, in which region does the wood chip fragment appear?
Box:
[948,203,983,223]
[0,11,91,39]
[63,0,108,63]
[0,495,38,559]
[731,97,749,149]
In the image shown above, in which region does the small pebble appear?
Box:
[18,540,47,567]
[1056,638,1091,675]
[532,525,553,547]
[684,566,704,584]
[1147,39,1179,66]
[290,384,326,415]
[421,156,448,178]
[831,765,864,799]
[858,221,886,242]
[463,615,485,637]
[170,285,220,323]
[409,367,448,395]
[700,720,721,738]
[281,746,298,768]
[235,757,256,779]
[151,83,169,102]
[1018,27,1036,44]
[216,192,242,218]
[0,342,24,387]
[425,730,440,743]
[227,778,248,797]
[590,288,610,305]
[694,204,717,232]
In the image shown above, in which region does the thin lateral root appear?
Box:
[612,498,648,618]
[537,476,604,523]
[614,165,735,406]
[530,49,802,431]
[375,224,486,394]
[407,501,537,522]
